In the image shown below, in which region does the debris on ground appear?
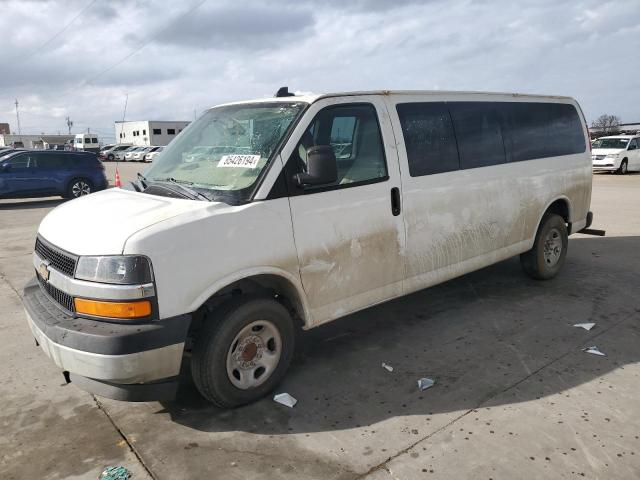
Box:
[381,362,394,372]
[274,393,297,408]
[417,377,435,391]
[98,466,131,480]
[573,322,596,331]
[583,346,606,356]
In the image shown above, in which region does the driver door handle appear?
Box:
[390,187,401,216]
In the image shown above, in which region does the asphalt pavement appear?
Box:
[1,169,638,479]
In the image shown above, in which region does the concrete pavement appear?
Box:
[0,170,638,479]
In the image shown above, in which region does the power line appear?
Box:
[16,0,98,65]
[79,0,208,87]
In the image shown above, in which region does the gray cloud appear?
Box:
[148,5,315,50]
[1,0,639,141]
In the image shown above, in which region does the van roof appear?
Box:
[212,90,576,109]
[597,135,637,139]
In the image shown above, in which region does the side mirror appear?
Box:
[0,163,10,172]
[294,145,338,187]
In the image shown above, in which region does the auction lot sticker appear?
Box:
[218,154,261,168]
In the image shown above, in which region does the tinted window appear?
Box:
[449,102,507,169]
[504,102,585,161]
[293,104,387,188]
[37,154,71,168]
[153,128,161,134]
[397,102,459,176]
[92,138,98,143]
[2,154,30,168]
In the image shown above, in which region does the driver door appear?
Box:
[283,97,406,326]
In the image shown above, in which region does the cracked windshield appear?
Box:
[144,102,305,196]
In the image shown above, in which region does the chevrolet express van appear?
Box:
[23,90,593,407]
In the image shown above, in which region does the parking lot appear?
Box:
[1,167,639,479]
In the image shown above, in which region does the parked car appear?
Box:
[0,150,107,199]
[123,146,146,161]
[23,90,593,407]
[143,146,164,162]
[131,146,158,162]
[591,135,640,174]
[114,146,138,161]
[100,145,132,161]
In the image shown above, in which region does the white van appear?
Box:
[591,135,640,174]
[74,133,100,153]
[24,90,593,406]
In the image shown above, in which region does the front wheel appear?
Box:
[191,297,295,408]
[107,154,114,161]
[65,178,93,199]
[520,213,568,280]
[618,159,628,175]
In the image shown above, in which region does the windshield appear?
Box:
[144,102,305,200]
[592,138,629,149]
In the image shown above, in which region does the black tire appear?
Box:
[520,213,568,280]
[618,159,628,175]
[191,296,295,408]
[107,153,115,161]
[64,178,93,199]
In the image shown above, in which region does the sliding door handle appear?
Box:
[390,187,401,216]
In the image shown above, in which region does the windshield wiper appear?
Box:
[153,177,210,201]
[137,172,148,189]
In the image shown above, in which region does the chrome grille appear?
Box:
[34,236,77,276]
[36,273,75,312]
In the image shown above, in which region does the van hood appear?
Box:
[592,148,624,155]
[38,188,215,255]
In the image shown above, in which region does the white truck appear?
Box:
[24,89,594,407]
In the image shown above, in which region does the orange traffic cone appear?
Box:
[114,166,122,187]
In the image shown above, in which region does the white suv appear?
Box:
[592,135,640,174]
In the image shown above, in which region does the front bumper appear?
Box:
[23,277,191,401]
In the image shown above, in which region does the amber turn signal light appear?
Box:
[74,298,152,319]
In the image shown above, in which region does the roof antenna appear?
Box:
[275,86,295,98]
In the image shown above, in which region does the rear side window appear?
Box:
[396,102,459,176]
[545,103,586,156]
[449,102,507,169]
[37,154,71,168]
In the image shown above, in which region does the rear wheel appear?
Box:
[65,178,93,199]
[520,213,568,280]
[618,159,628,175]
[107,153,115,161]
[191,296,295,408]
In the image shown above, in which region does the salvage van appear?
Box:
[24,89,594,407]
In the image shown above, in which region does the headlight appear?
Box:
[75,255,153,284]
[605,154,619,159]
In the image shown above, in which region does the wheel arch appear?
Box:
[188,268,312,331]
[533,196,572,238]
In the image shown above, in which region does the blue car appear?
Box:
[0,150,108,199]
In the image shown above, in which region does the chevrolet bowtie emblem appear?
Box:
[38,262,50,282]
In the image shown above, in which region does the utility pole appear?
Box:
[65,116,73,135]
[14,99,22,138]
[119,93,128,144]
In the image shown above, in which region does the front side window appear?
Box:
[144,102,305,201]
[396,102,459,176]
[1,153,31,168]
[292,103,387,188]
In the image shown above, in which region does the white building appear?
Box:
[0,133,74,149]
[115,120,190,146]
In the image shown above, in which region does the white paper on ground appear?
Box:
[573,322,596,331]
[273,393,297,408]
[381,362,394,372]
[583,346,606,356]
[417,378,435,391]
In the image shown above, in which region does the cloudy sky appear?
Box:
[1,0,638,142]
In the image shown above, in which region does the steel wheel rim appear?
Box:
[226,319,282,390]
[72,181,91,197]
[543,227,562,267]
